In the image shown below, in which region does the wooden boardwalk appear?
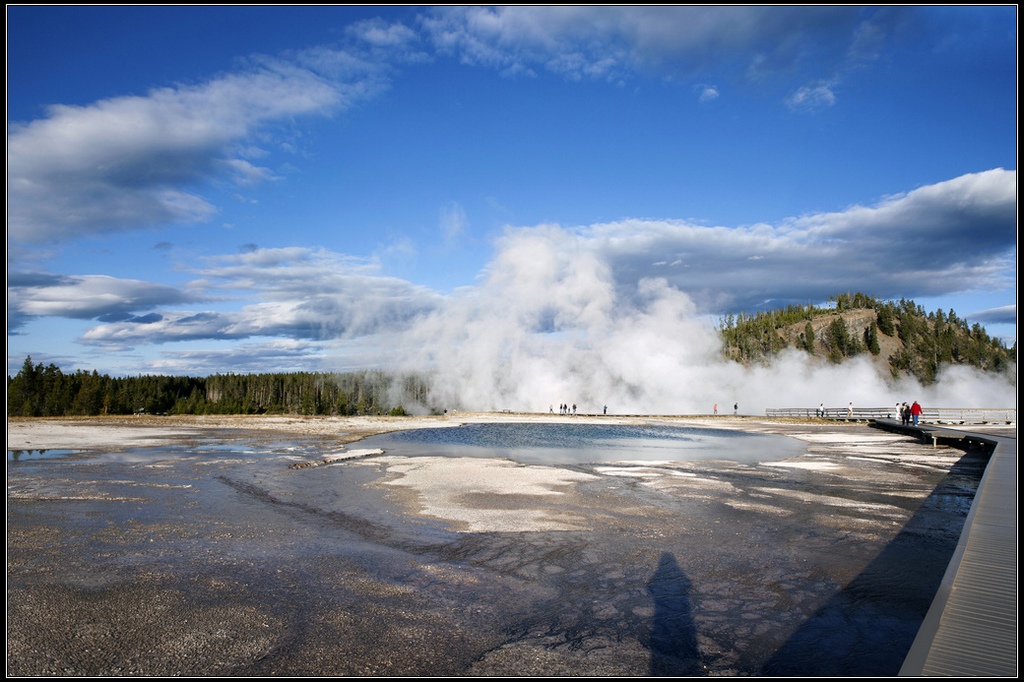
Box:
[869,420,1017,677]
[767,406,1016,423]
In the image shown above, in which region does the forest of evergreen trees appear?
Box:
[719,293,1015,383]
[8,294,1015,417]
[7,358,434,418]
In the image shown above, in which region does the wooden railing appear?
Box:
[765,407,1016,423]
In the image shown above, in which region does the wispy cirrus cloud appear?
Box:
[695,84,720,103]
[75,247,443,348]
[7,63,344,245]
[420,6,903,84]
[146,339,334,376]
[4,23,436,252]
[440,202,469,243]
[346,16,424,55]
[785,80,838,111]
[7,272,195,332]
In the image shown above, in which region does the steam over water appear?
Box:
[388,226,1016,414]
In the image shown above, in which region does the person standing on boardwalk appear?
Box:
[910,400,922,426]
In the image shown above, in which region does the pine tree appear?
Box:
[865,321,881,355]
[803,321,815,353]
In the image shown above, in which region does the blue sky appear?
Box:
[6,6,1017,409]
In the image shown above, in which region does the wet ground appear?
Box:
[6,420,988,676]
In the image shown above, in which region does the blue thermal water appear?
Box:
[359,422,805,465]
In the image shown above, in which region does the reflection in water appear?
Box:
[761,447,989,676]
[648,552,704,676]
[362,422,804,464]
[8,449,76,462]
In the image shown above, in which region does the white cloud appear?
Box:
[7,61,345,244]
[146,338,331,376]
[422,6,892,82]
[75,248,443,347]
[440,202,469,242]
[785,81,837,111]
[967,305,1017,326]
[348,18,420,48]
[7,273,193,331]
[222,158,279,186]
[696,84,720,103]
[580,169,1016,311]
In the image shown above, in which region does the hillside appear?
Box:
[719,293,1016,385]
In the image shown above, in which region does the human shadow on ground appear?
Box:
[647,551,705,676]
[760,444,990,676]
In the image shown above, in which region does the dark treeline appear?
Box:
[7,357,435,418]
[719,292,1015,384]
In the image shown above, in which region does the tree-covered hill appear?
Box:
[719,292,1016,384]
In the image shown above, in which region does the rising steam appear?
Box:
[394,225,1015,415]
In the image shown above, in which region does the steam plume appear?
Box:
[396,225,1015,414]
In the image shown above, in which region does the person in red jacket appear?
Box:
[910,400,922,426]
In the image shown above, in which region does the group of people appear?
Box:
[813,402,859,419]
[896,400,923,426]
[548,403,609,415]
[813,401,923,424]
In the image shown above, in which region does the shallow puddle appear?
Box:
[358,421,807,464]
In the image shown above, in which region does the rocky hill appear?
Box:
[719,293,1015,385]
